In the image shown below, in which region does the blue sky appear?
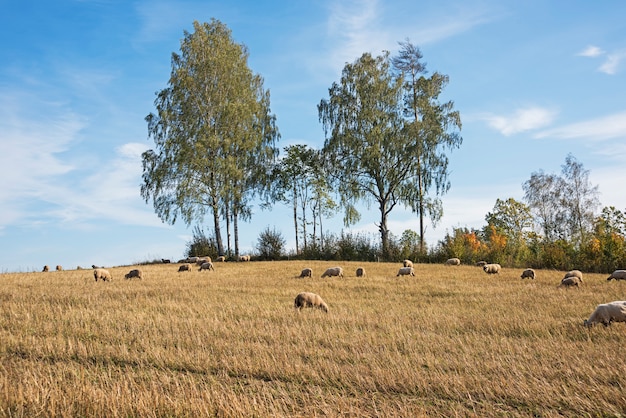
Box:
[2,0,626,272]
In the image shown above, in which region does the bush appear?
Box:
[256,227,286,260]
[186,226,219,259]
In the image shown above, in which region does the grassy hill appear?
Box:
[0,261,624,416]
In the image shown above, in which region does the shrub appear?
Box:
[256,227,286,260]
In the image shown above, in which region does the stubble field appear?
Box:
[0,260,625,417]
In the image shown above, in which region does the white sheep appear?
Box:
[42,265,49,272]
[294,292,328,313]
[356,267,365,277]
[606,270,626,281]
[558,276,582,289]
[93,268,112,282]
[124,269,143,279]
[216,256,226,262]
[186,256,199,263]
[321,267,344,278]
[483,263,501,274]
[403,259,414,268]
[445,258,461,266]
[199,262,214,271]
[584,301,626,327]
[56,265,63,271]
[298,268,312,278]
[397,267,415,277]
[239,255,251,262]
[178,263,192,272]
[520,268,536,280]
[563,270,583,283]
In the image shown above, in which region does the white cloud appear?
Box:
[577,45,605,57]
[481,107,557,136]
[534,111,626,141]
[598,51,626,75]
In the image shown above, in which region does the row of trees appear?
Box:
[141,20,462,261]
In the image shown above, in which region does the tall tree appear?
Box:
[560,154,600,247]
[141,20,278,255]
[522,170,565,243]
[392,40,462,252]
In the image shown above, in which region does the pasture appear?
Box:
[0,261,625,417]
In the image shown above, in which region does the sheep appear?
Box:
[483,263,501,274]
[56,265,63,271]
[445,258,461,266]
[239,255,251,262]
[397,267,415,277]
[161,259,171,264]
[199,262,215,271]
[216,256,226,262]
[606,270,626,281]
[558,276,582,289]
[520,268,536,280]
[178,263,192,272]
[298,268,312,278]
[356,267,366,277]
[476,261,487,267]
[76,266,83,270]
[294,292,328,313]
[563,269,583,283]
[42,265,49,272]
[321,267,344,278]
[196,257,211,266]
[186,256,199,263]
[584,301,626,327]
[403,259,414,268]
[124,269,143,280]
[92,264,103,269]
[93,268,112,282]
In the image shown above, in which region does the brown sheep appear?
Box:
[178,264,192,272]
[558,276,582,289]
[520,268,536,280]
[93,268,112,282]
[321,267,343,278]
[199,262,215,271]
[124,269,143,279]
[356,267,365,277]
[476,261,487,267]
[294,292,328,313]
[298,268,312,278]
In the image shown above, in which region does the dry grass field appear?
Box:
[0,260,625,417]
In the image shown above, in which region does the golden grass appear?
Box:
[1,261,625,417]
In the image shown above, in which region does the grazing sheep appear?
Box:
[476,261,487,267]
[42,265,49,272]
[520,268,536,280]
[321,267,344,278]
[124,269,143,280]
[563,270,583,283]
[56,265,63,271]
[606,270,626,281]
[161,259,171,264]
[584,301,626,327]
[558,276,582,289]
[92,264,103,269]
[356,267,366,277]
[196,257,211,266]
[93,268,112,282]
[403,259,414,268]
[178,264,192,272]
[186,256,199,264]
[294,292,328,313]
[483,263,501,274]
[216,256,226,262]
[239,255,251,262]
[298,268,312,278]
[445,258,461,266]
[397,267,415,277]
[199,262,214,271]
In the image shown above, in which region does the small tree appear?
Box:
[256,227,286,260]
[186,226,218,258]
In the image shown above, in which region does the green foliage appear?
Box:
[256,227,286,260]
[186,226,218,258]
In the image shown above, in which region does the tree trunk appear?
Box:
[211,197,224,256]
[293,186,299,254]
[379,200,390,260]
[224,201,232,257]
[418,166,425,253]
[234,207,239,259]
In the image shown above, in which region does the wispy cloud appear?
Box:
[534,111,626,141]
[577,44,626,75]
[481,106,557,136]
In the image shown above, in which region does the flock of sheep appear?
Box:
[40,257,626,327]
